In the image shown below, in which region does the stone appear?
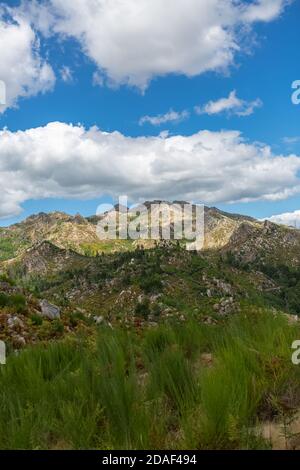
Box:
[39,300,61,320]
[12,335,26,348]
[200,353,214,367]
[93,315,104,325]
[202,316,217,325]
[7,316,24,329]
[206,289,212,297]
[284,313,299,325]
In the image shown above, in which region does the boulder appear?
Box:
[39,300,61,320]
[93,315,104,325]
[12,334,26,348]
[7,316,24,329]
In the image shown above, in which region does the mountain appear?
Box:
[0,211,102,260]
[0,202,299,338]
[1,201,300,344]
[1,203,300,451]
[1,202,300,273]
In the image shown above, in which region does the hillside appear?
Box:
[1,202,299,261]
[1,203,300,450]
[0,202,299,349]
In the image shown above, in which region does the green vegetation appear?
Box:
[0,238,17,261]
[81,240,135,256]
[258,264,300,314]
[0,209,300,450]
[0,310,299,450]
[0,292,27,313]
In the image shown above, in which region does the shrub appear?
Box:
[135,298,151,318]
[139,274,162,293]
[30,314,43,326]
[69,311,87,328]
[9,294,27,313]
[0,292,27,313]
[0,274,14,285]
[51,319,64,335]
[152,303,162,317]
[0,292,9,308]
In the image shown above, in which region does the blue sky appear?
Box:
[0,0,300,226]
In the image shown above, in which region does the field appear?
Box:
[1,310,300,450]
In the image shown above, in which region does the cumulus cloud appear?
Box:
[263,210,300,228]
[283,137,300,145]
[139,109,190,126]
[60,66,73,83]
[0,122,300,218]
[241,0,290,22]
[20,0,290,90]
[93,71,105,87]
[195,91,263,117]
[0,5,55,113]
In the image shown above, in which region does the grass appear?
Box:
[0,309,299,450]
[0,238,18,261]
[0,292,27,313]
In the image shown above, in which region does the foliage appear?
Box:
[0,292,27,313]
[0,312,299,450]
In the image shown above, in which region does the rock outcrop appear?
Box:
[39,300,61,320]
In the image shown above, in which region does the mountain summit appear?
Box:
[0,202,299,263]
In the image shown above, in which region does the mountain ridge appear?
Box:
[1,202,297,263]
[0,201,300,360]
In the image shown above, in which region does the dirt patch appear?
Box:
[258,412,300,450]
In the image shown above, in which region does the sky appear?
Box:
[0,0,300,227]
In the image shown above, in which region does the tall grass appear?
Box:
[186,310,300,449]
[0,310,299,449]
[95,330,149,448]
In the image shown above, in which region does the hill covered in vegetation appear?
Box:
[0,203,300,450]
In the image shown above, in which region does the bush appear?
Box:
[30,314,43,326]
[139,274,162,293]
[51,319,64,335]
[152,303,162,317]
[0,292,9,308]
[135,298,151,318]
[69,311,87,328]
[9,294,27,313]
[0,274,14,285]
[0,292,27,313]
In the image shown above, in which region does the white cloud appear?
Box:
[263,210,300,228]
[139,109,190,126]
[195,90,263,116]
[241,0,290,22]
[0,122,300,218]
[21,0,289,90]
[283,137,300,145]
[60,66,73,83]
[0,5,55,113]
[92,71,105,87]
